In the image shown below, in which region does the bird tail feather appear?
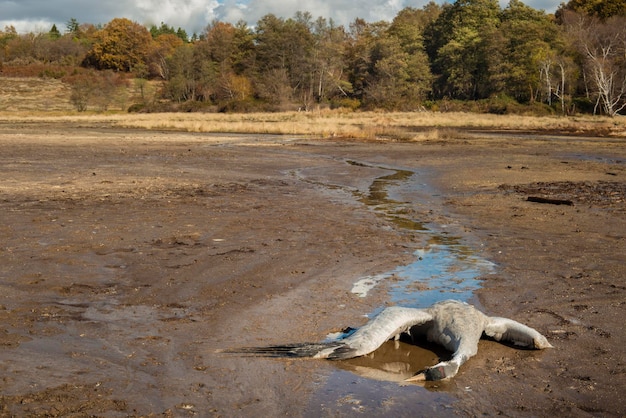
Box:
[220,342,342,358]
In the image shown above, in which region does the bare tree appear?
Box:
[565,11,626,116]
[538,52,576,114]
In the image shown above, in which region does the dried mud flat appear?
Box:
[0,121,624,417]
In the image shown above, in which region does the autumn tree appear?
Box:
[1,31,86,66]
[83,18,153,72]
[147,33,183,79]
[190,21,250,106]
[0,26,17,65]
[202,21,241,103]
[5,5,624,114]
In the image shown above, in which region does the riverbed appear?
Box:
[0,123,624,416]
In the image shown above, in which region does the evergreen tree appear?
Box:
[66,18,80,35]
[426,0,501,99]
[49,24,61,39]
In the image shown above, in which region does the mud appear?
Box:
[0,122,624,417]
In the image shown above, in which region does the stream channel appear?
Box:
[306,159,496,415]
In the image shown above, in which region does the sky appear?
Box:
[1,0,563,36]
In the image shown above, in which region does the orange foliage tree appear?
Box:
[83,18,153,72]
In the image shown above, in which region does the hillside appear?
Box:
[0,76,154,113]
[0,77,74,112]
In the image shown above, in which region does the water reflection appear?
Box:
[306,367,457,417]
[391,242,494,307]
[350,160,494,306]
[337,338,448,383]
[350,160,428,232]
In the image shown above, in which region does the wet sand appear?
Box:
[0,122,624,416]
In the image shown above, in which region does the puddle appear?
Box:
[305,366,457,417]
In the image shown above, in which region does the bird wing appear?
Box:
[484,316,553,349]
[321,306,434,360]
[222,307,434,361]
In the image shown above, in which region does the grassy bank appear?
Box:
[1,110,625,140]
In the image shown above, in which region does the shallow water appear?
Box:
[349,161,494,307]
[309,160,495,413]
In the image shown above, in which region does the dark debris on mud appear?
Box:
[499,181,626,210]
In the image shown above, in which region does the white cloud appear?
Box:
[227,0,394,26]
[0,19,57,34]
[133,0,218,33]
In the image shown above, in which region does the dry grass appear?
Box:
[1,110,624,140]
[1,75,624,139]
[0,77,74,112]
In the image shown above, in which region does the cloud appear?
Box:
[133,0,217,33]
[0,0,563,35]
[218,0,408,26]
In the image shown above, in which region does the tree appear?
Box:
[364,37,417,108]
[386,7,437,104]
[0,26,17,64]
[163,43,217,102]
[254,13,316,108]
[389,4,441,54]
[201,21,237,65]
[559,0,626,19]
[149,22,188,42]
[308,17,351,104]
[494,0,569,105]
[66,18,80,35]
[49,24,61,39]
[231,20,256,75]
[564,11,626,115]
[64,70,127,111]
[148,33,183,79]
[354,7,436,110]
[426,0,501,99]
[163,45,196,102]
[199,21,256,105]
[83,18,153,72]
[345,18,389,103]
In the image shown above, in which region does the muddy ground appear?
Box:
[0,122,624,417]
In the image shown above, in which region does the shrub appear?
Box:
[127,103,146,113]
[330,97,361,110]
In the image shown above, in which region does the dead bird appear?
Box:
[225,299,553,381]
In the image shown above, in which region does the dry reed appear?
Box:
[0,110,624,139]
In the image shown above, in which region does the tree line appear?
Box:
[1,0,625,115]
